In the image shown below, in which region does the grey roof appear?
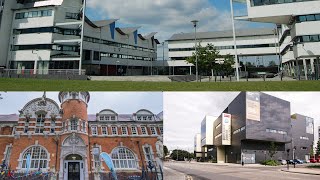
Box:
[167,28,275,41]
[0,114,19,122]
[92,19,118,27]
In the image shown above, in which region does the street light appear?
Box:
[79,0,86,75]
[191,20,199,82]
[230,0,240,81]
[162,42,165,75]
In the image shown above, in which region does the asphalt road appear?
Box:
[164,162,320,180]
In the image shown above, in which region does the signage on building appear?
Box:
[222,113,231,145]
[246,92,261,121]
[306,117,314,134]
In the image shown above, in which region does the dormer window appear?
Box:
[143,116,147,121]
[148,116,152,121]
[99,116,105,121]
[111,116,116,121]
[137,116,142,121]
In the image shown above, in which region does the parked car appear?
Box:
[278,159,287,165]
[293,159,304,164]
[287,160,294,164]
[310,158,317,163]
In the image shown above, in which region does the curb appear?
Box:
[281,169,320,176]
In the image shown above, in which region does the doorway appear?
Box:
[68,162,80,180]
[64,154,84,180]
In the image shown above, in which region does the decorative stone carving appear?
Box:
[69,133,80,145]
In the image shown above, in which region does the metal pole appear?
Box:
[230,0,240,81]
[162,42,165,75]
[195,23,198,82]
[79,0,86,75]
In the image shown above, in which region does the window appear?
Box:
[111,147,137,169]
[150,127,157,135]
[50,120,55,133]
[91,126,97,135]
[82,122,86,132]
[141,126,148,135]
[35,114,45,134]
[148,116,152,121]
[112,126,117,135]
[3,145,12,169]
[131,127,137,135]
[143,116,147,121]
[159,127,163,135]
[137,116,142,121]
[99,116,105,121]
[62,122,65,132]
[102,126,107,135]
[111,116,116,121]
[21,146,48,170]
[143,146,154,163]
[121,127,128,135]
[65,12,79,20]
[70,120,78,131]
[15,9,53,20]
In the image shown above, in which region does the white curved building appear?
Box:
[238,0,320,79]
[0,0,159,76]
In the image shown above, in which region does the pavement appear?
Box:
[281,167,320,175]
[164,161,320,180]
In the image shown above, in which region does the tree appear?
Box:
[170,149,193,161]
[316,140,320,155]
[268,61,277,67]
[186,43,220,79]
[268,142,278,160]
[310,145,314,157]
[163,145,169,156]
[221,54,235,76]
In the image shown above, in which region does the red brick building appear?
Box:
[0,92,163,180]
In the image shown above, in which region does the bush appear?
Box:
[261,160,280,166]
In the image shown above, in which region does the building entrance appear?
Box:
[68,162,80,180]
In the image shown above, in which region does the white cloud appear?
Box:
[87,0,249,42]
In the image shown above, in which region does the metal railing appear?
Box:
[0,69,86,77]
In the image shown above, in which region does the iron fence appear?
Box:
[0,69,86,77]
[0,170,55,180]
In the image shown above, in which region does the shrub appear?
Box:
[261,160,280,166]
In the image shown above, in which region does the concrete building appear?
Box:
[286,114,314,161]
[0,92,163,179]
[200,115,216,161]
[166,28,280,75]
[194,133,201,160]
[238,0,320,80]
[0,0,159,76]
[196,92,314,164]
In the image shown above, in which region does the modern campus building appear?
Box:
[238,0,320,80]
[0,0,159,76]
[0,92,163,179]
[166,28,280,75]
[195,92,314,164]
[194,133,202,160]
[200,116,216,161]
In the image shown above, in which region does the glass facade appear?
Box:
[251,0,318,7]
[169,44,277,52]
[15,9,52,19]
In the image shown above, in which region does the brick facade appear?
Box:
[0,92,163,180]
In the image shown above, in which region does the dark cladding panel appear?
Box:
[246,93,291,143]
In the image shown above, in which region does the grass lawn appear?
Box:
[1,78,320,91]
[307,165,320,169]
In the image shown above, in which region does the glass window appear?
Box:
[306,15,315,21]
[298,16,307,22]
[91,126,97,135]
[159,127,163,134]
[70,120,77,131]
[144,146,153,162]
[111,147,137,169]
[131,127,137,135]
[315,14,320,21]
[310,35,319,42]
[35,114,45,134]
[141,126,147,135]
[112,126,117,135]
[150,127,157,135]
[121,127,127,135]
[21,146,48,170]
[82,122,86,132]
[102,127,107,135]
[99,116,105,121]
[302,36,310,42]
[32,11,38,17]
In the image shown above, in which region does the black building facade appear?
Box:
[213,92,294,164]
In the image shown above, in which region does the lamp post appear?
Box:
[162,42,165,75]
[229,0,240,81]
[79,0,86,75]
[191,20,199,82]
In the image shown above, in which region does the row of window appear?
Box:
[266,128,288,135]
[233,126,246,135]
[90,126,162,136]
[83,36,156,53]
[300,136,309,140]
[12,44,80,52]
[15,10,52,19]
[296,34,320,43]
[66,12,80,20]
[99,115,155,121]
[251,0,315,7]
[296,14,320,23]
[169,44,276,52]
[99,116,116,121]
[85,50,153,61]
[13,27,81,36]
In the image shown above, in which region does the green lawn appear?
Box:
[0,78,320,91]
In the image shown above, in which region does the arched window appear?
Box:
[21,146,49,170]
[111,147,137,169]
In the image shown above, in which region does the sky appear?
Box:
[164,92,320,152]
[86,0,274,60]
[0,92,163,115]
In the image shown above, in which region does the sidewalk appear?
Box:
[281,168,320,175]
[184,161,279,168]
[163,166,191,180]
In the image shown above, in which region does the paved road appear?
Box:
[164,162,320,180]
